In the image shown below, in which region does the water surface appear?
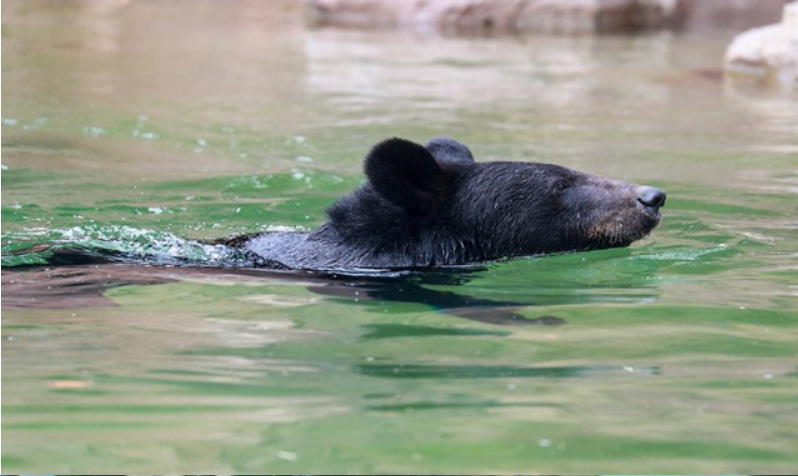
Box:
[2,1,797,474]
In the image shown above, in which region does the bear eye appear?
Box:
[554,180,570,193]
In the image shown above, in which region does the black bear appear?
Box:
[234,137,665,270]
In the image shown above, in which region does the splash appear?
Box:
[1,225,267,268]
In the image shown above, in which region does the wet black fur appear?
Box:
[239,137,663,270]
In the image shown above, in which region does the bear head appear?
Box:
[324,137,665,267]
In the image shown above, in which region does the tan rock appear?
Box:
[724,1,798,91]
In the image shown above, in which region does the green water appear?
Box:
[2,0,797,473]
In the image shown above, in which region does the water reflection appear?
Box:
[2,0,306,103]
[303,28,677,120]
[2,262,562,326]
[309,283,565,326]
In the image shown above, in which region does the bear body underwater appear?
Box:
[234,137,666,270]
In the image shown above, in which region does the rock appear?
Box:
[724,2,798,91]
[305,0,688,35]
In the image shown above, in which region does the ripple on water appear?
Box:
[633,244,730,261]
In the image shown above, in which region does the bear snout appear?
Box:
[637,187,667,221]
[636,186,667,208]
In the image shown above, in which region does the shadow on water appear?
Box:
[307,267,568,326]
[1,256,563,327]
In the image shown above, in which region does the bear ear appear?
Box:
[364,137,449,214]
[426,137,475,165]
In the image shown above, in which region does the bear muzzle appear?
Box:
[635,186,667,220]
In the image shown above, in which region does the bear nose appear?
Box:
[637,186,666,208]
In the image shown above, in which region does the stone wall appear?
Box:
[305,0,792,35]
[305,0,688,35]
